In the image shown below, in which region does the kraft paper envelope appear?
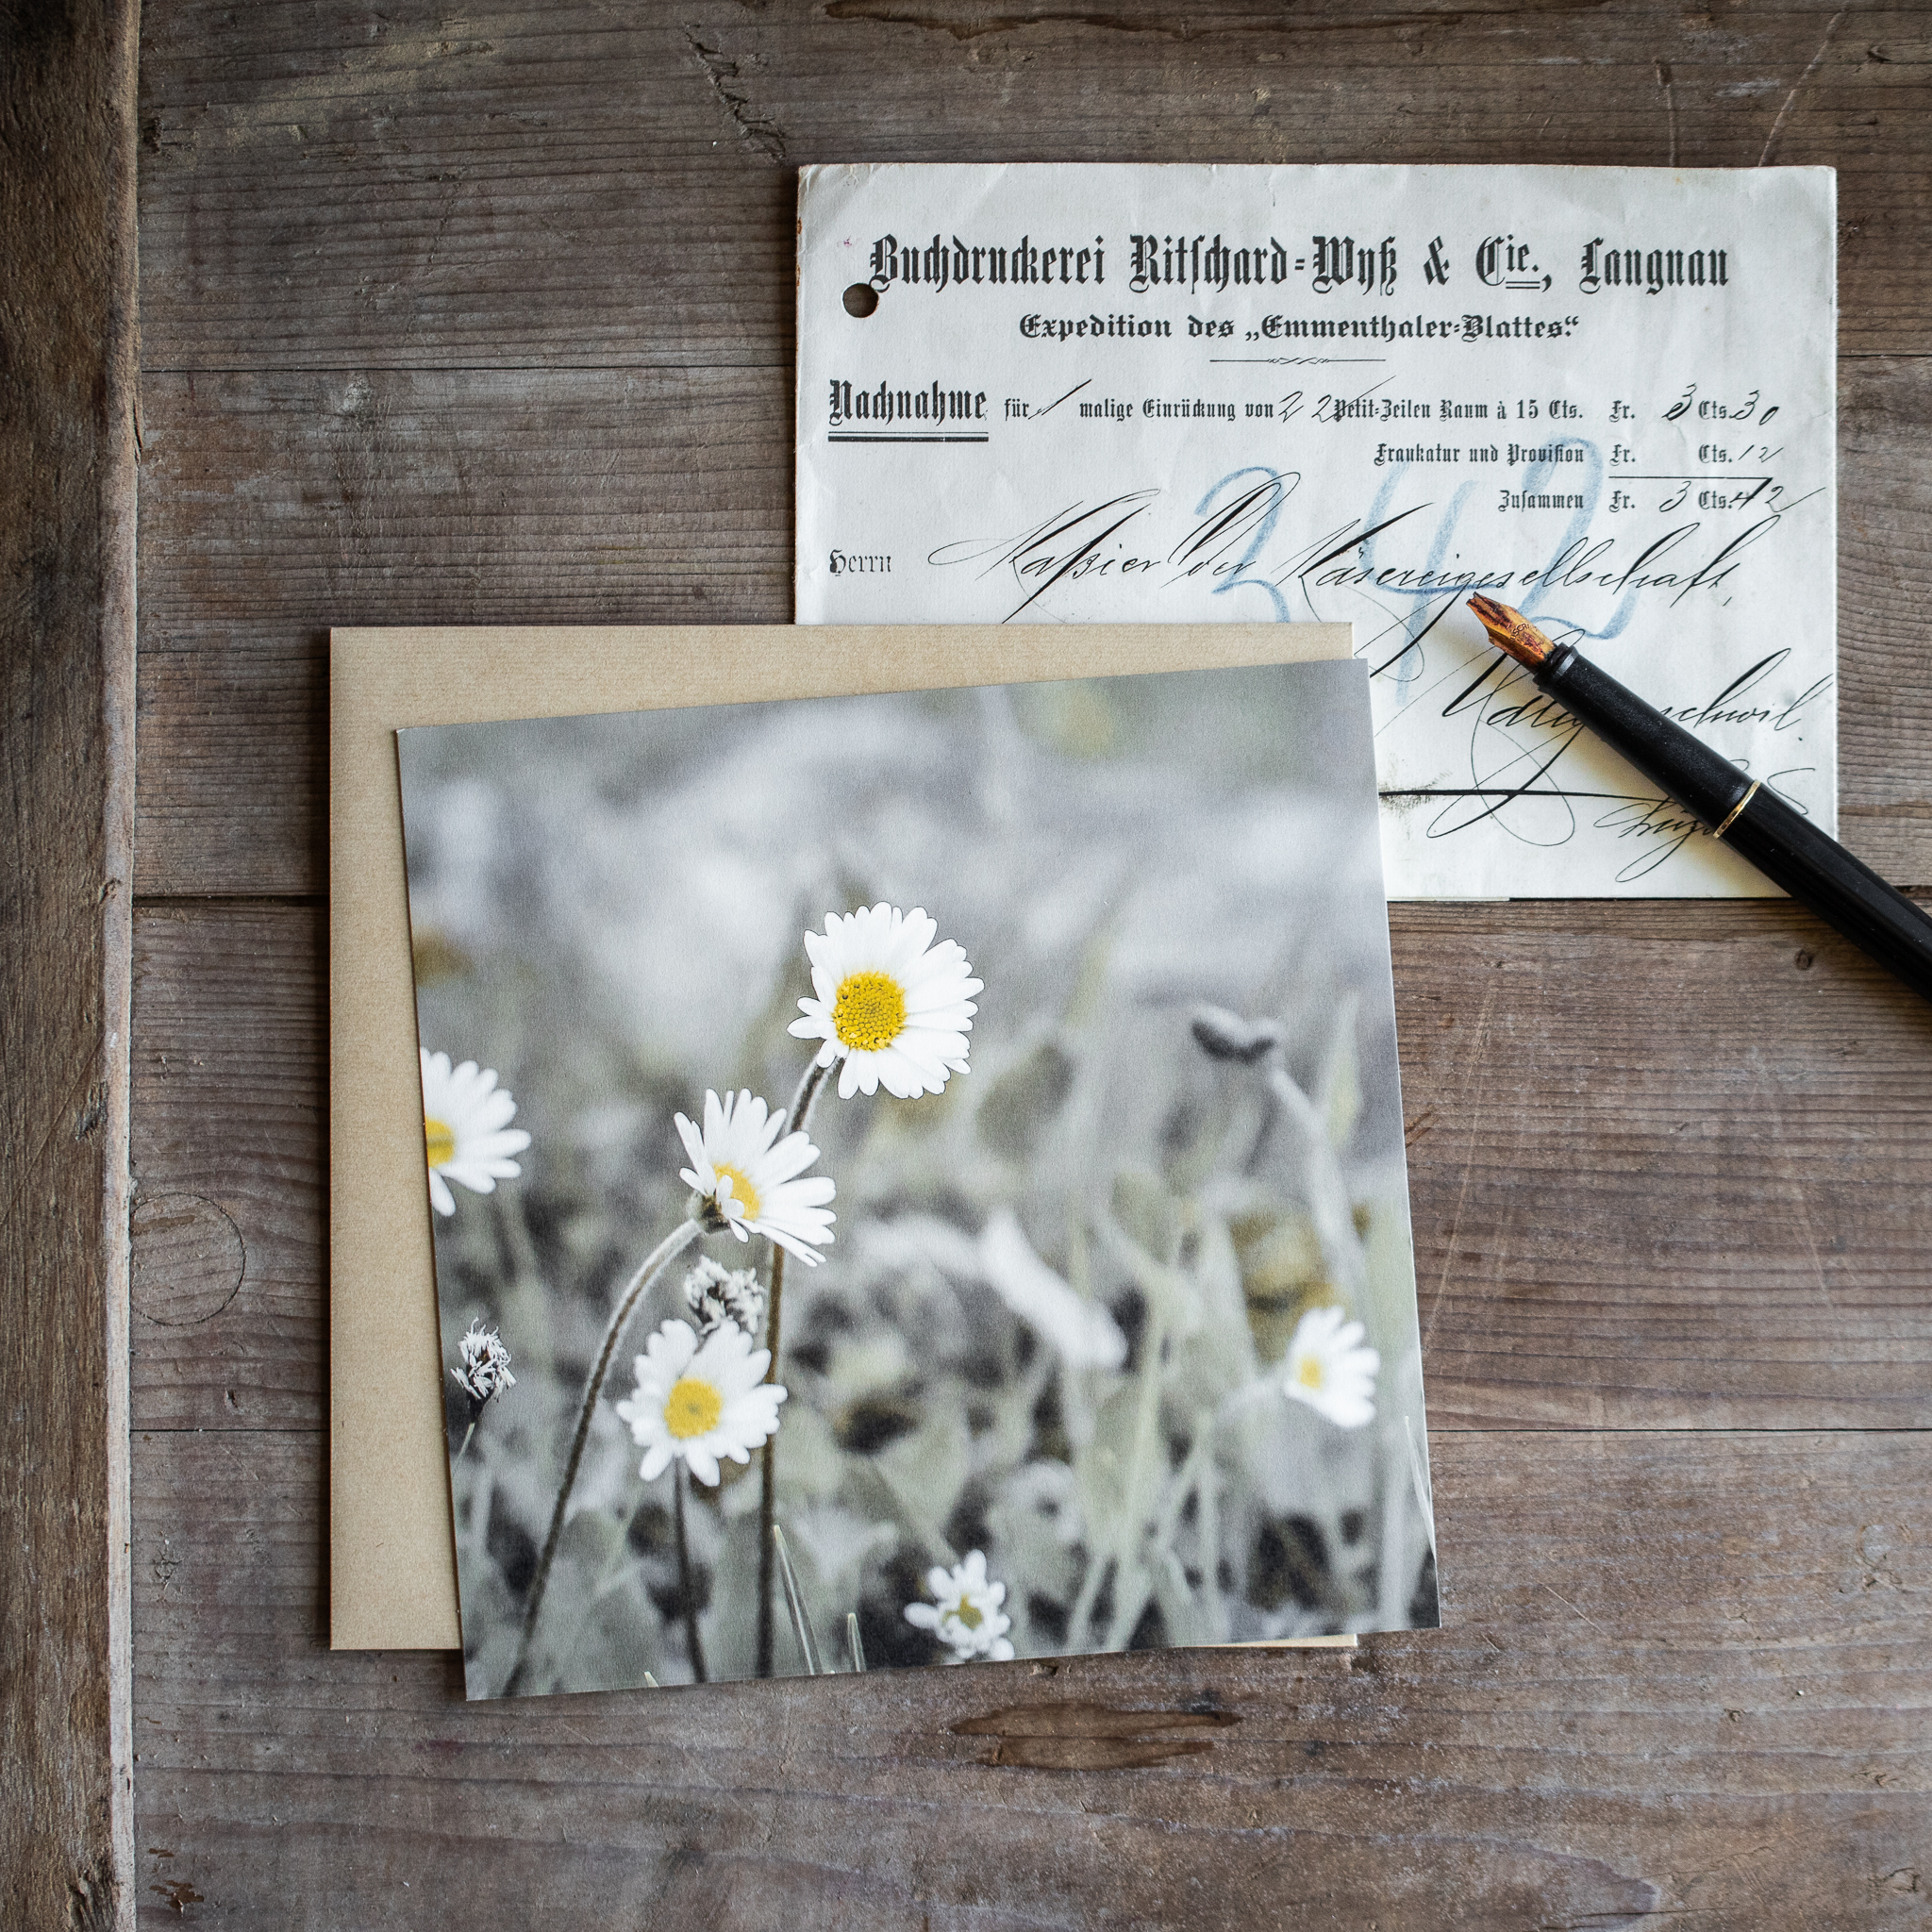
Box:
[330,624,1353,1651]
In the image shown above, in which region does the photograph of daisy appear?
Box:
[396,658,1438,1699]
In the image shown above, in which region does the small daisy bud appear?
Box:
[451,1320,516,1406]
[1190,1005,1283,1065]
[684,1256,767,1338]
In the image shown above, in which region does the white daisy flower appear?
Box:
[904,1550,1015,1662]
[789,904,982,1101]
[451,1320,515,1404]
[614,1318,788,1488]
[675,1089,836,1266]
[420,1049,531,1217]
[1282,1305,1380,1428]
[683,1255,767,1338]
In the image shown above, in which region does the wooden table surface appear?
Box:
[12,0,1932,1924]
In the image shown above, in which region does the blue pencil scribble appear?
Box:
[1195,466,1291,621]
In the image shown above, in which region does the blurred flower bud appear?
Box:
[1190,1005,1282,1064]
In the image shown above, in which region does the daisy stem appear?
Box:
[502,1216,704,1697]
[674,1461,709,1684]
[455,1421,477,1462]
[755,1057,831,1677]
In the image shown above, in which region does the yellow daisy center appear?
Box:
[954,1600,984,1630]
[713,1162,761,1223]
[1297,1355,1326,1391]
[425,1117,456,1168]
[665,1375,724,1440]
[833,970,908,1053]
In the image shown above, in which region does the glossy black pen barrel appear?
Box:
[1540,645,1754,825]
[1723,786,1932,1001]
[1537,643,1932,1003]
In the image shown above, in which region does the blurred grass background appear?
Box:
[400,661,1436,1696]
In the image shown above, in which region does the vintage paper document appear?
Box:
[796,164,1837,899]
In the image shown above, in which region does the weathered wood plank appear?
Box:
[130,1424,1932,1929]
[131,357,1932,896]
[133,361,789,894]
[124,4,1932,1923]
[129,897,1932,1436]
[129,907,325,1431]
[1842,356,1932,878]
[1397,906,1932,1430]
[1,3,142,1927]
[136,1,1932,370]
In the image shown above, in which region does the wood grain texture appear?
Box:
[129,897,1932,1437]
[135,1,1931,370]
[953,1700,1239,1769]
[1841,357,1932,878]
[3,3,142,1927]
[1398,903,1932,1430]
[133,362,789,894]
[130,907,324,1431]
[133,357,1932,895]
[125,0,1932,1924]
[130,1424,1931,1929]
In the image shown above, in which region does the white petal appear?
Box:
[777,1174,836,1208]
[646,1320,700,1374]
[760,1132,823,1185]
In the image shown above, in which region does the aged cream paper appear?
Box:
[331,623,1351,1649]
[796,164,1837,900]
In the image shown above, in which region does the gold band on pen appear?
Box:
[1710,779,1761,841]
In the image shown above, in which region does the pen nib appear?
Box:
[1467,594,1556,670]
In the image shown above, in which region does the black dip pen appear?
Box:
[1466,594,1932,1006]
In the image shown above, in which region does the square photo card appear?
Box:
[397,658,1439,1697]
